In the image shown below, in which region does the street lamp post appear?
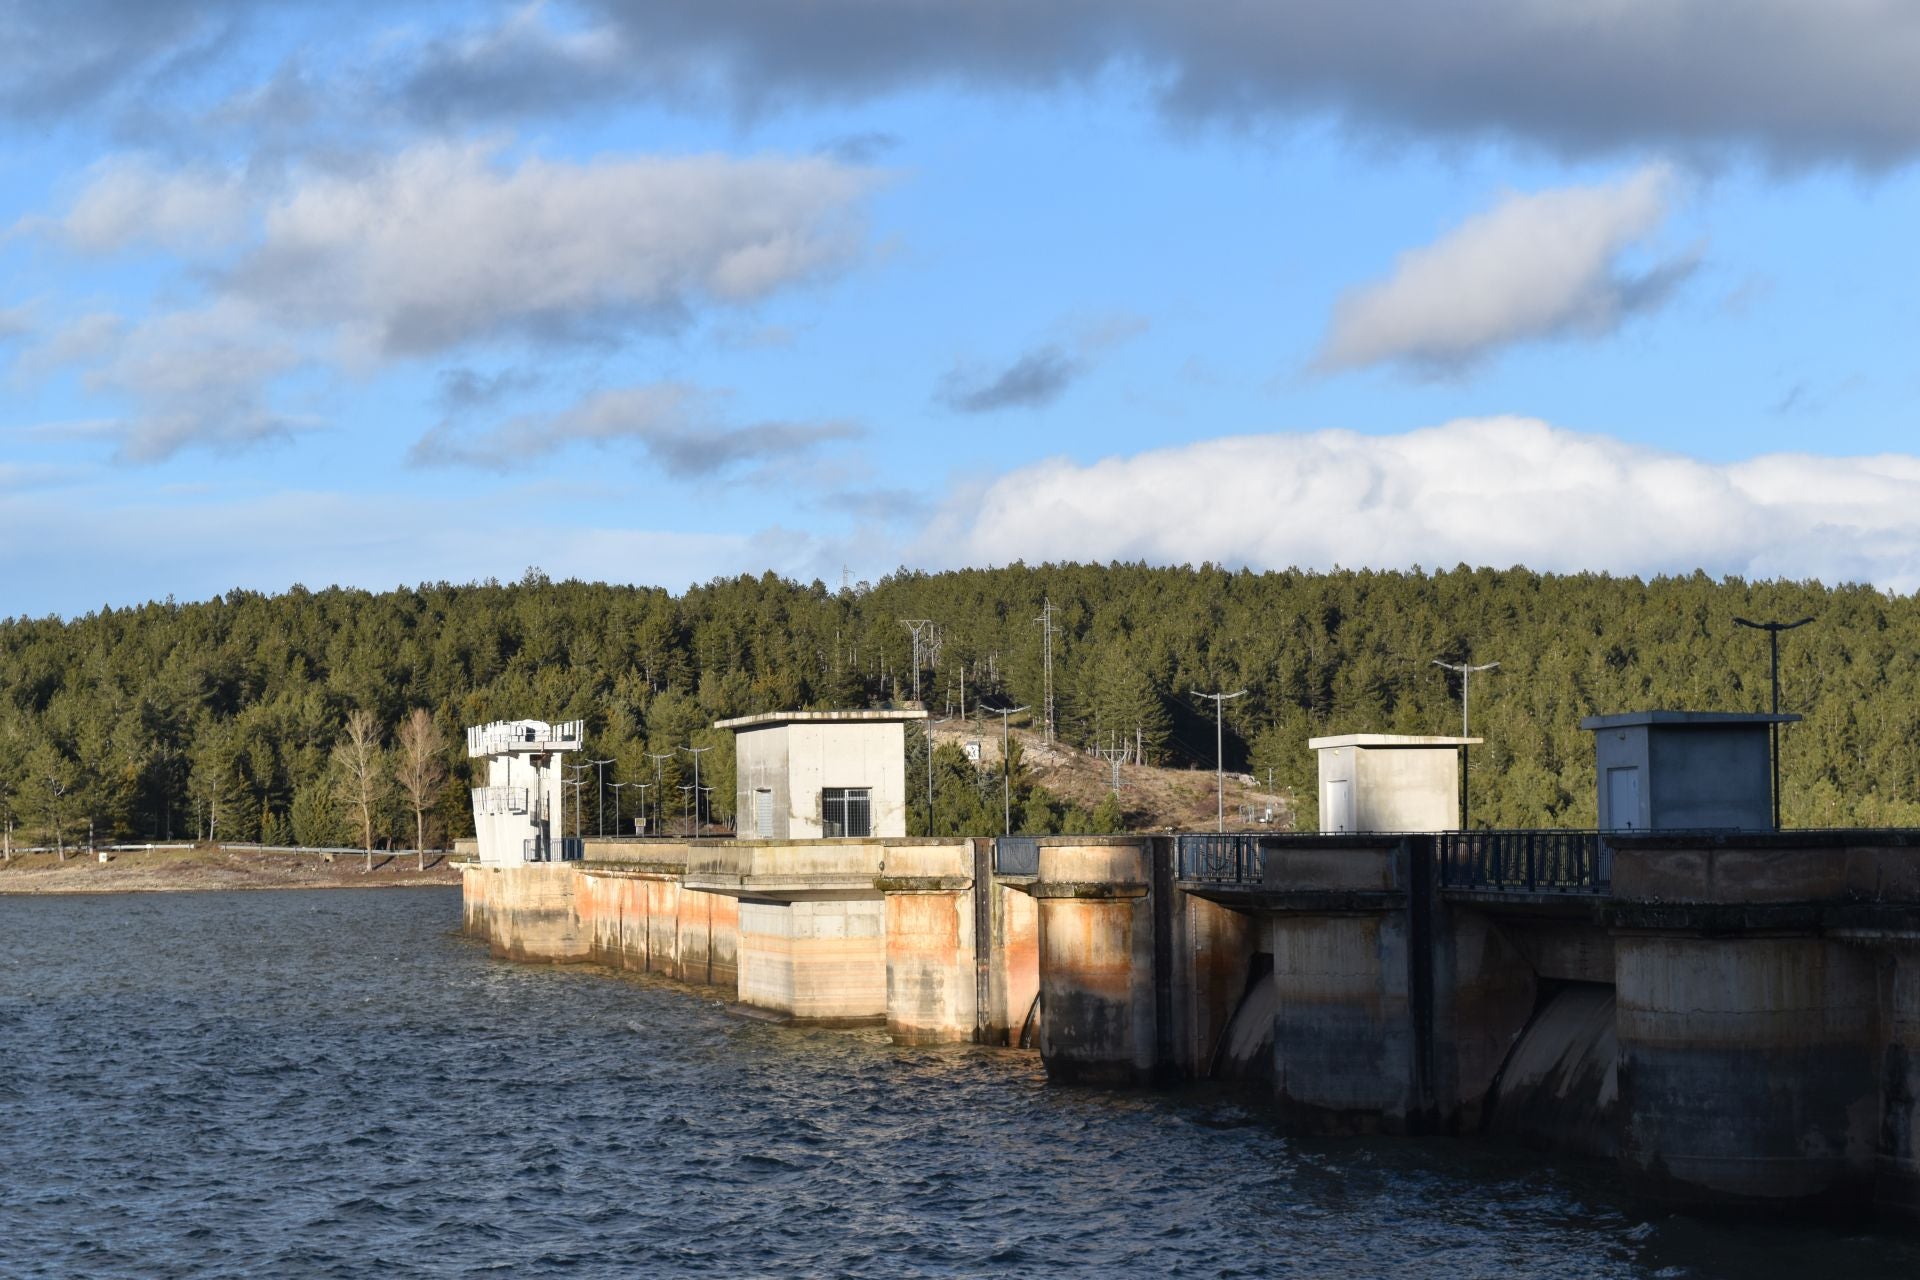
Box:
[983,704,1029,835]
[1734,615,1815,829]
[633,782,653,835]
[679,744,712,836]
[589,757,614,837]
[924,717,950,836]
[610,781,631,836]
[1433,658,1500,829]
[1190,689,1248,833]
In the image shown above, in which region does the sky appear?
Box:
[5,1,1920,617]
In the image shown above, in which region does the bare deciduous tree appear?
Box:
[394,707,448,871]
[333,709,385,872]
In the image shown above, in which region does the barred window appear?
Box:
[821,787,872,838]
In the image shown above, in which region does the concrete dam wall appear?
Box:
[459,829,1920,1225]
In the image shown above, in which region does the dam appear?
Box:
[457,710,1920,1225]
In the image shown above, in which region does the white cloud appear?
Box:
[18,140,880,460]
[1317,166,1693,373]
[52,157,252,255]
[78,301,309,462]
[229,141,880,357]
[920,418,1920,591]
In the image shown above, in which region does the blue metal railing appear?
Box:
[1436,830,1608,894]
[993,837,1041,877]
[1175,834,1266,884]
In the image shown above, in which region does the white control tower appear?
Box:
[466,719,584,864]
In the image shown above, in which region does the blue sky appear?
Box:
[5,2,1920,616]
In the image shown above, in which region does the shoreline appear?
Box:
[0,846,463,895]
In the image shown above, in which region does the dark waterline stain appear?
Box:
[1,889,1914,1278]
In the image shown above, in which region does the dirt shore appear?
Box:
[0,845,462,894]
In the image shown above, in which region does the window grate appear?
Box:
[822,787,872,838]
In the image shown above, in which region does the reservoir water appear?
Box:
[2,888,1915,1278]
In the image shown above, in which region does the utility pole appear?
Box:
[679,743,712,835]
[677,783,695,838]
[1734,616,1815,830]
[1191,689,1248,833]
[1433,658,1500,827]
[900,619,934,704]
[566,765,588,849]
[589,757,614,837]
[1034,598,1059,743]
[984,704,1029,835]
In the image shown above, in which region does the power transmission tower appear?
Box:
[1190,688,1248,832]
[899,619,934,704]
[1034,597,1059,743]
[1098,731,1126,793]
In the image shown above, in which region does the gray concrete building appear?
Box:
[717,709,927,839]
[1580,710,1799,831]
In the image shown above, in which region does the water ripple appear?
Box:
[3,889,1917,1278]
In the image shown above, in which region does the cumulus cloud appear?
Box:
[919,418,1920,591]
[1317,166,1694,373]
[410,382,859,478]
[399,1,1920,168]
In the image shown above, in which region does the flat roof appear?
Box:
[1579,711,1802,730]
[714,708,930,731]
[1308,733,1482,749]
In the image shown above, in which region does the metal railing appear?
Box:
[993,836,1041,877]
[467,719,586,757]
[1175,834,1266,884]
[522,837,585,863]
[471,785,530,816]
[1436,830,1608,894]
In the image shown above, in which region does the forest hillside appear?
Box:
[0,563,1905,846]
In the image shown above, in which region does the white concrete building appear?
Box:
[1309,733,1481,832]
[717,709,927,839]
[466,718,583,863]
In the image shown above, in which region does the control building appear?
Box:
[717,709,927,839]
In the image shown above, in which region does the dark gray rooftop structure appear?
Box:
[1578,710,1801,832]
